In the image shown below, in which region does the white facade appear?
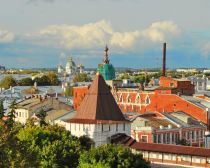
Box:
[58,65,64,74]
[15,108,30,124]
[65,57,76,75]
[66,122,131,146]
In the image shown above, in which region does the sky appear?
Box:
[0,0,210,69]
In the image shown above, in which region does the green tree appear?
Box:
[0,100,4,119]
[5,99,17,129]
[17,125,81,168]
[34,75,50,86]
[47,72,60,85]
[0,75,17,89]
[119,73,129,80]
[0,121,36,168]
[64,86,73,97]
[79,135,95,151]
[36,108,47,126]
[73,73,92,83]
[79,144,150,168]
[18,77,34,86]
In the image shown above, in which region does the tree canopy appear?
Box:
[73,73,92,83]
[79,144,150,168]
[34,72,60,86]
[0,75,17,89]
[0,122,150,168]
[18,77,34,86]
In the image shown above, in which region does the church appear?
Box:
[57,56,84,75]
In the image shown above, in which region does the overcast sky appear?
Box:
[0,0,210,68]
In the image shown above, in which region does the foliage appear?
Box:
[0,75,17,89]
[34,72,60,86]
[79,144,150,168]
[47,71,60,85]
[0,100,4,119]
[0,121,35,168]
[73,73,92,83]
[78,135,95,151]
[18,77,34,86]
[36,108,47,126]
[64,86,73,96]
[17,124,81,168]
[119,73,129,80]
[34,75,51,86]
[5,99,17,129]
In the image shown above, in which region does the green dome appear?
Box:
[98,63,115,80]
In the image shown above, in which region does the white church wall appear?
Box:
[67,122,131,146]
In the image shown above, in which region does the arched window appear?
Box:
[135,94,140,104]
[126,94,131,103]
[145,95,151,104]
[119,94,123,102]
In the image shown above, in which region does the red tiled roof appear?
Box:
[114,134,210,157]
[69,74,128,124]
[131,142,210,157]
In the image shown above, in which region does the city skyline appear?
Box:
[0,0,210,68]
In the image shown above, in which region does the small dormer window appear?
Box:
[145,95,151,104]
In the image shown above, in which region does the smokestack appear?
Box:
[162,43,166,76]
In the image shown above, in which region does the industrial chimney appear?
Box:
[162,43,166,76]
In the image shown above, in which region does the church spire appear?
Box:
[103,45,110,64]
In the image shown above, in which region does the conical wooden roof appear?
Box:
[69,74,128,124]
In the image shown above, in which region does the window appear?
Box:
[102,124,104,132]
[116,124,118,131]
[145,95,151,104]
[126,94,131,103]
[141,135,148,142]
[135,95,140,104]
[123,123,126,131]
[119,94,123,102]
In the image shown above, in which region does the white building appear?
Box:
[65,57,76,75]
[66,74,131,146]
[58,65,64,74]
[187,75,208,91]
[58,56,85,76]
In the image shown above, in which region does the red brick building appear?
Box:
[73,86,89,110]
[130,112,206,147]
[159,76,195,95]
[73,85,208,124]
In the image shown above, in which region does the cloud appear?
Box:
[36,20,181,50]
[0,28,15,43]
[110,31,140,48]
[142,21,181,42]
[40,20,113,49]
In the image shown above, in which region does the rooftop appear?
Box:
[69,74,128,124]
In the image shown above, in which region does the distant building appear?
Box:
[66,74,130,146]
[176,68,198,73]
[98,46,115,80]
[58,56,84,75]
[14,97,71,124]
[130,112,206,147]
[57,65,64,73]
[187,75,208,91]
